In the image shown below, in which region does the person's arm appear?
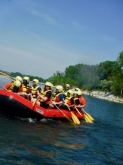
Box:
[38,91,51,101]
[3,83,12,91]
[37,87,42,95]
[76,97,86,108]
[3,85,8,91]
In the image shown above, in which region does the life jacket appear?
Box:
[64,96,72,105]
[52,93,62,102]
[9,83,14,92]
[79,96,86,106]
[64,90,68,95]
[20,84,30,94]
[39,89,52,104]
[9,83,20,93]
[71,97,80,105]
[31,85,39,98]
[4,82,13,91]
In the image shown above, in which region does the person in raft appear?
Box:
[74,88,86,108]
[49,85,64,108]
[68,90,86,111]
[31,79,41,99]
[62,84,70,99]
[60,89,73,110]
[3,75,22,92]
[3,80,21,93]
[66,91,79,109]
[76,90,86,109]
[35,82,53,108]
[19,76,31,99]
[15,76,23,83]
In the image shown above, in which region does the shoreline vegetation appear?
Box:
[82,90,123,104]
[1,74,123,104]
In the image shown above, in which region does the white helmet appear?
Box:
[66,84,70,88]
[33,79,39,85]
[45,82,53,88]
[56,85,63,92]
[23,76,30,83]
[13,80,21,87]
[75,88,81,91]
[73,91,79,95]
[78,90,82,95]
[67,90,73,96]
[15,76,22,82]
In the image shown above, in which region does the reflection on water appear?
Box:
[54,142,84,150]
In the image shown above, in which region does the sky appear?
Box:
[0,0,123,79]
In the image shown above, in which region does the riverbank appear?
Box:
[82,90,123,104]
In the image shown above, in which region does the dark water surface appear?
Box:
[0,77,123,165]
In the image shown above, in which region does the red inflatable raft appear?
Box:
[0,89,85,121]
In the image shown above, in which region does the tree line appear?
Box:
[47,51,123,97]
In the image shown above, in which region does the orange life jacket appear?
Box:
[79,96,86,106]
[8,83,14,91]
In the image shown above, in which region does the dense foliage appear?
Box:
[47,51,123,97]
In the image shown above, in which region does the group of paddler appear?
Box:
[0,71,94,124]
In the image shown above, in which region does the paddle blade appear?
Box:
[71,112,80,125]
[86,113,94,121]
[82,108,94,122]
[84,114,93,124]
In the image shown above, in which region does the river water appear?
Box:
[0,76,123,165]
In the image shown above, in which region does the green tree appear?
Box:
[112,51,123,96]
[98,79,113,92]
[98,61,116,80]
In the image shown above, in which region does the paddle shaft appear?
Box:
[81,108,94,121]
[65,104,80,124]
[54,104,74,123]
[81,108,93,123]
[0,71,15,80]
[74,107,82,116]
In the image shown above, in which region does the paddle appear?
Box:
[80,108,93,123]
[0,71,44,86]
[32,98,37,109]
[82,108,94,121]
[74,106,93,122]
[31,94,40,109]
[54,104,74,123]
[74,106,83,116]
[65,104,80,125]
[0,71,15,80]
